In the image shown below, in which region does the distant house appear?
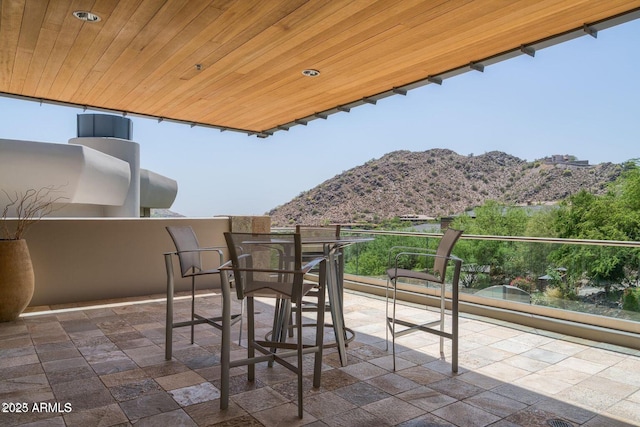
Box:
[544,154,590,167]
[398,214,436,222]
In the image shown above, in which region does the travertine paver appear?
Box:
[0,291,637,426]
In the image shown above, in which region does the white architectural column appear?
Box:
[69,137,140,217]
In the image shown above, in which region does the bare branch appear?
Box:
[1,186,68,239]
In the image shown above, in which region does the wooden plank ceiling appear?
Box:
[1,0,639,137]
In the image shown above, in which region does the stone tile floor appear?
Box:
[1,290,639,426]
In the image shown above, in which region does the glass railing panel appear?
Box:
[339,229,640,328]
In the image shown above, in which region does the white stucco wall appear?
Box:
[1,137,178,218]
[140,169,178,209]
[0,138,130,215]
[69,137,140,217]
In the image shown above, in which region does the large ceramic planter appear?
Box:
[0,239,35,322]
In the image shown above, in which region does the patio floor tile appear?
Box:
[432,400,501,427]
[0,290,638,426]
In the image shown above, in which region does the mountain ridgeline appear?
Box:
[268,149,623,227]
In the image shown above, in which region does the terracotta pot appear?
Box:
[0,239,35,322]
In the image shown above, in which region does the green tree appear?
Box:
[622,287,640,312]
[451,201,530,286]
[522,208,559,279]
[551,161,640,290]
[344,219,437,276]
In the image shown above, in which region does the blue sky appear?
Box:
[1,19,638,217]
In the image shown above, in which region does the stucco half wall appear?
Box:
[16,216,271,307]
[22,217,230,306]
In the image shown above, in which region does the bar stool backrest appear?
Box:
[295,224,341,257]
[166,226,203,277]
[433,228,463,280]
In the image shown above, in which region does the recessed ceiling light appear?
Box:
[302,69,320,77]
[73,11,101,22]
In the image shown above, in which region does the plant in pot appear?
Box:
[1,186,66,322]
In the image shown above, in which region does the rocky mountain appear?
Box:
[150,209,185,218]
[268,149,623,227]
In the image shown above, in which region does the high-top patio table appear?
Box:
[256,235,374,367]
[219,234,372,410]
[293,235,373,366]
[164,235,372,364]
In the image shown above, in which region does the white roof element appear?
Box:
[0,138,130,206]
[140,169,178,209]
[1,138,178,217]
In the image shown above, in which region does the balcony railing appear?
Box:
[16,218,639,352]
[333,229,640,351]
